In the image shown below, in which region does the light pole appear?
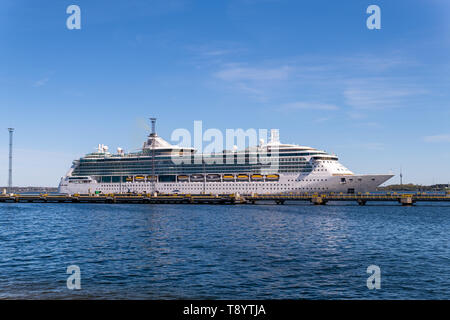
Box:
[8,128,14,193]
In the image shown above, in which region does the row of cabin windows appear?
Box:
[98,180,328,188]
[99,186,330,191]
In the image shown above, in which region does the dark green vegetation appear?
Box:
[378,184,450,192]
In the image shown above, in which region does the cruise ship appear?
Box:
[58,120,393,195]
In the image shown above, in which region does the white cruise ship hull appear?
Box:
[58,173,393,195]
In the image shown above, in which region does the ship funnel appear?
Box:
[150,117,157,137]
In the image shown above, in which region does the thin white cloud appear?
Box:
[362,142,385,151]
[194,50,437,111]
[347,112,367,119]
[336,142,385,151]
[423,134,450,143]
[210,64,292,101]
[187,42,246,58]
[339,54,418,73]
[214,65,290,81]
[281,101,339,111]
[343,82,428,110]
[33,77,49,87]
[314,117,332,123]
[203,50,234,56]
[235,82,265,96]
[356,122,382,129]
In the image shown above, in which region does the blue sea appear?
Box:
[0,202,449,299]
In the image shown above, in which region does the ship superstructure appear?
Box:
[59,120,393,195]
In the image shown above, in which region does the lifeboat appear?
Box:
[237,174,249,181]
[251,174,263,181]
[177,175,189,182]
[135,176,145,181]
[206,174,221,182]
[190,174,204,182]
[222,174,235,182]
[146,175,157,181]
[265,174,280,181]
[126,176,133,182]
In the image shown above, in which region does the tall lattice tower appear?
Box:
[8,128,14,193]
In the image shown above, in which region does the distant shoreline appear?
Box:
[1,187,58,193]
[377,184,450,192]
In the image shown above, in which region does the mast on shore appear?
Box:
[8,128,14,193]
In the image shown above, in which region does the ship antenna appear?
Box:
[8,128,14,193]
[150,117,157,136]
[150,117,157,194]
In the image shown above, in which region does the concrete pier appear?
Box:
[0,192,449,206]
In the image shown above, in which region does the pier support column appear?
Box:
[311,197,327,205]
[400,197,414,206]
[357,199,367,206]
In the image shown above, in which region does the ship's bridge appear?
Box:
[257,129,338,160]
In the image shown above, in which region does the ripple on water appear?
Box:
[0,202,449,299]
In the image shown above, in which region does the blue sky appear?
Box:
[1,0,449,186]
